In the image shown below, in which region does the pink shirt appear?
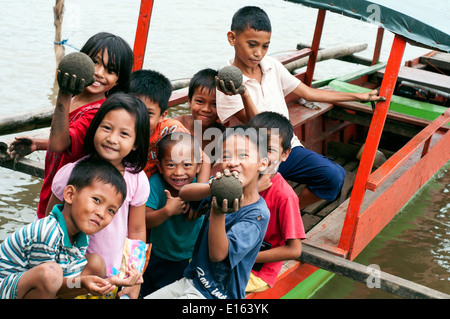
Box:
[51,157,150,270]
[252,173,306,287]
[216,56,302,147]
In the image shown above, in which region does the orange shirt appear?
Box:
[144,118,189,178]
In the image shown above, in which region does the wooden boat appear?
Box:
[0,0,449,299]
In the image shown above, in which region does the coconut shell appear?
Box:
[57,52,95,95]
[210,173,243,213]
[218,65,243,91]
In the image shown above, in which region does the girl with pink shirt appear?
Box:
[46,93,150,299]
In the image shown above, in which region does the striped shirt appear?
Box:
[0,205,89,291]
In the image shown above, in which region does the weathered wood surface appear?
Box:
[420,51,450,72]
[300,244,450,299]
[0,107,54,136]
[284,43,368,73]
[377,65,450,94]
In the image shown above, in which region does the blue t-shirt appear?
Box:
[184,196,270,299]
[146,173,203,261]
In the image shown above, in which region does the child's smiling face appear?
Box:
[189,86,218,128]
[220,134,267,190]
[64,179,123,237]
[85,49,119,96]
[157,139,201,194]
[93,108,137,170]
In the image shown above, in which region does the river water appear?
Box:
[0,0,448,298]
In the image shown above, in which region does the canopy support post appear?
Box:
[371,27,384,65]
[304,9,326,87]
[338,35,407,257]
[133,0,155,71]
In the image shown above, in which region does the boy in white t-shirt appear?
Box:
[216,6,385,208]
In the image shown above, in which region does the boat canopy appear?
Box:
[285,0,450,53]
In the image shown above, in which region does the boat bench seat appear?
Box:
[377,65,450,94]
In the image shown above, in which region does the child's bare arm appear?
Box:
[145,191,188,228]
[45,193,63,217]
[208,198,229,262]
[128,204,147,243]
[179,182,211,201]
[196,150,211,183]
[293,81,385,103]
[48,91,73,153]
[254,238,302,264]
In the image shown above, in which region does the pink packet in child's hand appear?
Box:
[119,238,151,278]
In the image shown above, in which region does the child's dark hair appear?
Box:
[68,156,127,204]
[249,111,293,153]
[231,6,271,33]
[129,69,172,114]
[220,124,268,160]
[157,132,202,163]
[188,68,218,101]
[83,93,150,173]
[81,32,134,95]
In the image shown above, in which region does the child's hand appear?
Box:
[57,71,88,95]
[81,275,116,296]
[56,52,95,95]
[164,190,189,216]
[110,265,144,287]
[358,89,386,103]
[8,137,35,163]
[211,194,243,214]
[215,76,246,95]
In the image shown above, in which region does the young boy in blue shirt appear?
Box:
[145,125,270,299]
[0,157,142,299]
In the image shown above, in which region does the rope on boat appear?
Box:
[54,39,80,51]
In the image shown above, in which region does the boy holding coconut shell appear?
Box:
[216,6,385,209]
[145,125,270,299]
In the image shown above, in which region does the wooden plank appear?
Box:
[420,52,450,72]
[306,198,349,248]
[0,107,54,136]
[350,131,450,259]
[377,65,450,93]
[275,48,312,65]
[300,245,450,299]
[367,108,450,191]
[168,87,189,107]
[284,43,368,73]
[0,157,44,179]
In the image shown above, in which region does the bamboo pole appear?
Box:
[53,0,65,79]
[284,43,368,73]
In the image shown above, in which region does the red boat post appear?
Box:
[338,35,407,257]
[133,0,155,71]
[303,9,326,87]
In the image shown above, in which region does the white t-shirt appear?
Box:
[216,55,302,147]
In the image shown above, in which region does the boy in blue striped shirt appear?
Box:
[0,157,143,299]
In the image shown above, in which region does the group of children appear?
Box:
[0,6,383,299]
